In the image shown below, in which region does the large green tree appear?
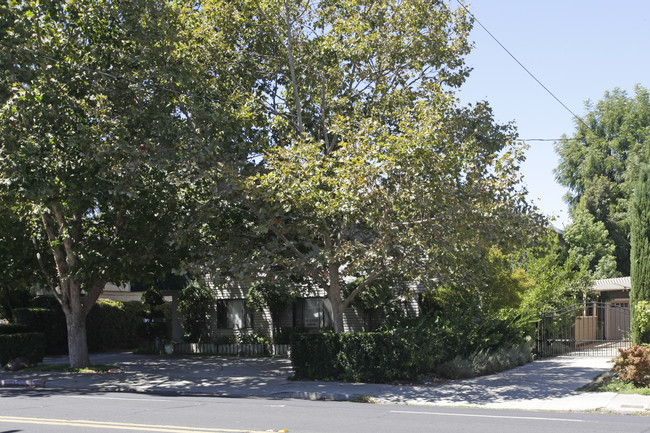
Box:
[630,165,650,343]
[563,206,620,280]
[555,85,650,275]
[205,0,545,332]
[0,0,256,367]
[0,200,47,320]
[246,94,542,332]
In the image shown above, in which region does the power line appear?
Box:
[455,1,595,134]
[518,132,650,143]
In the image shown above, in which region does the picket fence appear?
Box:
[170,342,290,357]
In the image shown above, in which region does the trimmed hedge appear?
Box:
[14,307,67,354]
[0,332,45,365]
[289,323,530,383]
[290,330,451,382]
[0,324,30,335]
[87,300,148,352]
[13,299,152,355]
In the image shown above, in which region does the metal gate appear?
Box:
[537,302,630,357]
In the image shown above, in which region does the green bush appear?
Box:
[0,324,29,335]
[272,326,305,345]
[178,280,216,343]
[0,332,45,365]
[135,287,172,350]
[434,341,533,379]
[14,297,153,355]
[291,332,342,380]
[13,307,67,355]
[87,299,148,351]
[613,344,650,387]
[290,328,453,382]
[239,332,271,345]
[290,314,531,383]
[634,301,650,343]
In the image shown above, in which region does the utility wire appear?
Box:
[519,132,650,143]
[456,1,595,134]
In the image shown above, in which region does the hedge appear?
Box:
[0,324,30,335]
[13,307,67,354]
[0,332,45,365]
[13,299,152,355]
[290,329,451,382]
[87,300,148,352]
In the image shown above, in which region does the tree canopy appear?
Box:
[0,0,257,366]
[555,85,650,275]
[1,0,547,351]
[245,91,543,331]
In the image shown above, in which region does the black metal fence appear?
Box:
[537,302,630,358]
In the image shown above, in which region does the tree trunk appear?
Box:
[327,277,346,333]
[65,306,90,368]
[324,237,346,333]
[329,295,345,333]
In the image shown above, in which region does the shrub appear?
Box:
[290,318,532,383]
[13,307,67,355]
[0,324,29,335]
[0,332,45,365]
[273,326,305,345]
[634,301,650,343]
[613,344,650,387]
[434,341,533,379]
[291,332,342,380]
[87,299,147,351]
[178,280,216,343]
[136,287,172,349]
[239,332,271,345]
[290,328,451,383]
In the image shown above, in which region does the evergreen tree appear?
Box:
[630,165,650,343]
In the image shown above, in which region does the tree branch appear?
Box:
[342,267,386,311]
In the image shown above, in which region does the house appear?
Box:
[591,276,631,306]
[99,277,421,343]
[208,278,420,341]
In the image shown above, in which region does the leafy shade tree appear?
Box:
[197,0,473,151]
[0,1,256,367]
[555,85,650,275]
[516,231,591,324]
[0,200,45,320]
[246,93,543,333]
[204,0,544,332]
[563,206,620,280]
[245,281,296,339]
[630,165,650,344]
[178,280,218,343]
[344,276,404,331]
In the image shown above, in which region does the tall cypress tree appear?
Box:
[630,165,650,343]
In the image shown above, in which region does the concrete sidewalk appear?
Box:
[1,352,649,414]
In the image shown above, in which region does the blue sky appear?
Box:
[455,1,650,228]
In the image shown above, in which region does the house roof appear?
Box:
[591,276,631,292]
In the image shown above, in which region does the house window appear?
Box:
[294,298,330,329]
[216,299,253,329]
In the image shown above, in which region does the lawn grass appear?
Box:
[581,372,650,395]
[23,364,121,374]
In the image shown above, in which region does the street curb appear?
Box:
[0,379,46,387]
[4,382,358,403]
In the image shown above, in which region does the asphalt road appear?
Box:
[1,389,648,433]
